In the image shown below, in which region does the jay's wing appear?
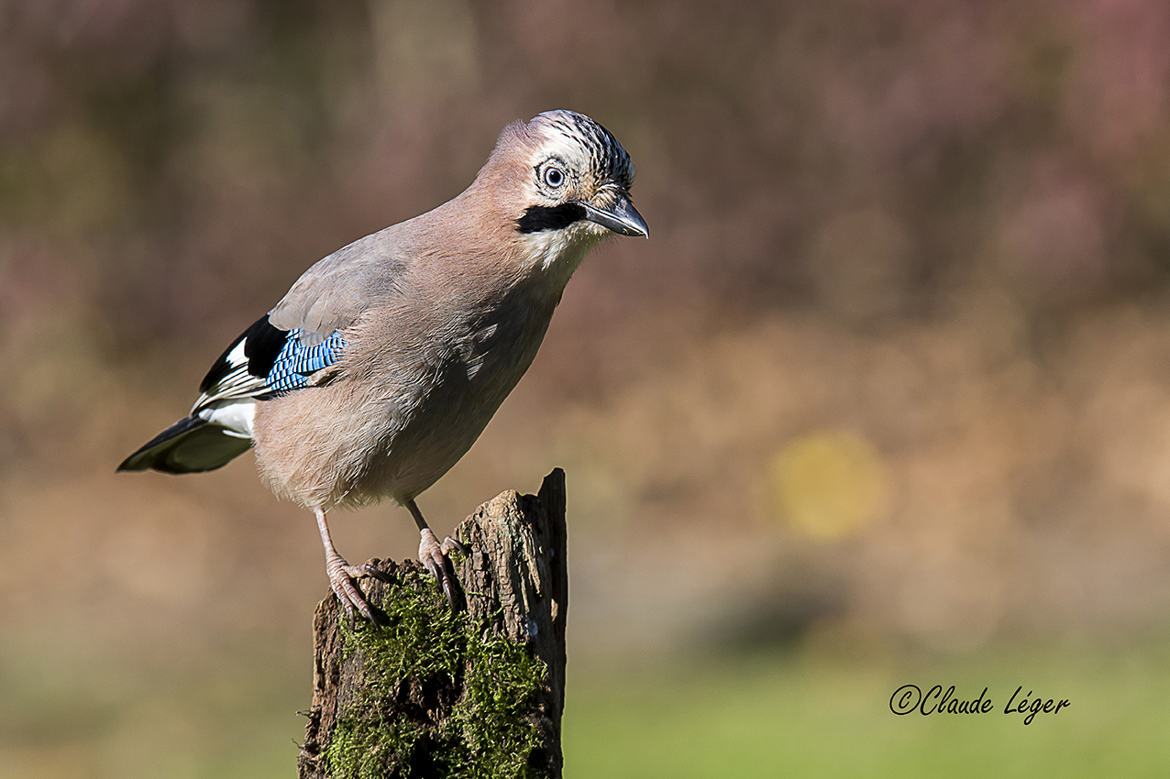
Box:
[120,232,405,472]
[195,230,407,415]
[117,314,348,474]
[192,315,347,414]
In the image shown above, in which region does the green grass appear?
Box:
[563,642,1170,778]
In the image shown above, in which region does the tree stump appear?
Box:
[297,469,568,779]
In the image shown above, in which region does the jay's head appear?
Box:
[481,110,648,255]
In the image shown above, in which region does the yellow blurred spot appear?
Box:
[769,430,891,540]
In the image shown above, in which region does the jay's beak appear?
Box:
[579,193,649,238]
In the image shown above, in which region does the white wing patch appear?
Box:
[198,401,256,439]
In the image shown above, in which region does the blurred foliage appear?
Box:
[4,0,1170,774]
[769,429,891,540]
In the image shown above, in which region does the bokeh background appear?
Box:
[4,0,1170,776]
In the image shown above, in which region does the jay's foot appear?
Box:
[325,554,392,624]
[419,528,468,609]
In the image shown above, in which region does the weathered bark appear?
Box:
[297,469,568,779]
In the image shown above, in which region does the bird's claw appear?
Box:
[441,535,469,557]
[355,561,396,584]
[419,529,465,610]
[325,556,385,624]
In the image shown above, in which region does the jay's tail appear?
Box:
[117,416,252,474]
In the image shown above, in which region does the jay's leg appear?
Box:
[406,499,467,609]
[315,508,389,623]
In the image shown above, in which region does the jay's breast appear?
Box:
[364,299,555,501]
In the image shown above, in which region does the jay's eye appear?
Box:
[542,166,565,188]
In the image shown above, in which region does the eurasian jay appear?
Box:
[118,110,647,621]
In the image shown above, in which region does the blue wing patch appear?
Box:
[264,329,346,393]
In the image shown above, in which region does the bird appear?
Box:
[118,109,647,622]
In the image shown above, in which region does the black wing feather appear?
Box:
[199,315,288,393]
[117,416,252,473]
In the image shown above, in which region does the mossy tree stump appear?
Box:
[297,469,568,779]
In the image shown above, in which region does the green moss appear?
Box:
[326,714,429,779]
[323,574,548,779]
